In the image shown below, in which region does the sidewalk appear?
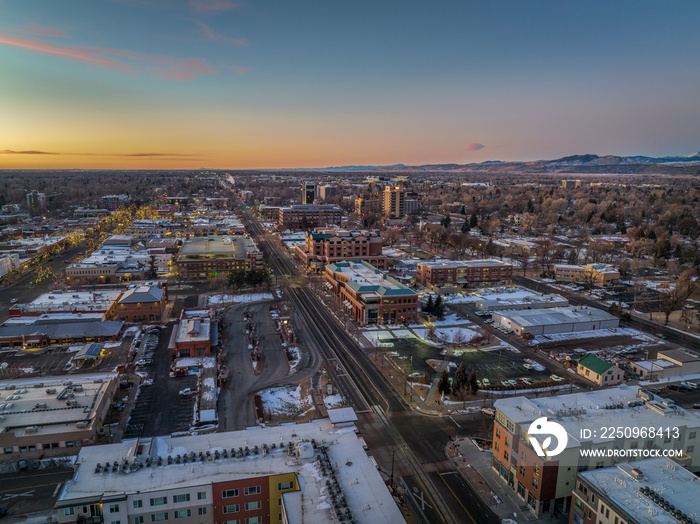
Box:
[445,437,565,523]
[4,510,57,523]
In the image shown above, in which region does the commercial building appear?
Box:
[325,260,418,325]
[576,353,624,386]
[115,285,167,323]
[258,204,282,222]
[416,259,513,291]
[492,306,619,337]
[55,415,403,524]
[174,236,263,280]
[7,290,122,324]
[100,194,131,210]
[172,308,214,358]
[404,198,420,216]
[553,263,620,286]
[473,292,568,312]
[561,179,582,189]
[0,321,124,349]
[570,458,699,524]
[295,228,386,272]
[630,349,700,380]
[383,186,404,218]
[301,182,317,204]
[0,373,118,459]
[492,386,700,518]
[278,204,342,230]
[319,185,337,200]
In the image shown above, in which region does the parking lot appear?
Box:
[123,324,199,439]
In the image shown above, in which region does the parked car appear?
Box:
[17,459,29,471]
[693,404,700,409]
[668,384,690,392]
[646,387,662,394]
[135,359,151,367]
[179,388,196,397]
[681,382,698,390]
[550,374,564,382]
[480,407,495,418]
[9,298,18,304]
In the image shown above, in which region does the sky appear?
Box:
[1,0,699,170]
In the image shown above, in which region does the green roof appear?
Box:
[578,353,612,374]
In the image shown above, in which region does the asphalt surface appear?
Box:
[218,301,321,430]
[0,466,74,518]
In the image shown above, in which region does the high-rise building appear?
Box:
[383,186,404,218]
[301,183,317,204]
[319,185,337,200]
[26,190,46,215]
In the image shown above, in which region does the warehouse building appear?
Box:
[630,349,700,380]
[492,306,619,337]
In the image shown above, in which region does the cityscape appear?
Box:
[2,2,700,524]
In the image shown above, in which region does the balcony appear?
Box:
[77,516,104,524]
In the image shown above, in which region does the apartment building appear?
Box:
[354,196,382,216]
[383,186,404,218]
[492,386,700,518]
[278,204,342,230]
[570,458,698,524]
[325,260,418,325]
[55,416,403,524]
[416,259,513,291]
[301,182,317,204]
[295,228,386,271]
[553,263,620,286]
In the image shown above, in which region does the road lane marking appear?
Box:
[53,483,62,497]
[437,472,477,524]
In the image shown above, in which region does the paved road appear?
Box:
[0,466,74,517]
[218,301,321,430]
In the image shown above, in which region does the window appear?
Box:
[151,514,168,522]
[173,494,190,503]
[109,504,120,513]
[534,465,540,476]
[3,448,11,454]
[223,505,240,514]
[135,518,144,524]
[244,486,261,496]
[111,521,121,524]
[64,508,75,516]
[532,478,538,489]
[150,497,167,506]
[278,481,294,490]
[688,445,695,453]
[223,521,240,524]
[503,451,509,461]
[174,510,191,519]
[245,501,262,511]
[690,432,697,440]
[198,508,207,516]
[504,437,510,446]
[222,489,239,498]
[246,518,262,524]
[133,500,143,509]
[519,466,525,476]
[197,491,207,500]
[521,452,526,463]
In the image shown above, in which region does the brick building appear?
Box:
[416,259,513,291]
[175,236,263,280]
[295,228,386,272]
[278,204,342,230]
[115,284,167,323]
[325,260,418,325]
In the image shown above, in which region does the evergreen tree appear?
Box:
[425,295,434,315]
[469,213,478,229]
[437,369,451,398]
[434,295,445,320]
[459,205,466,215]
[461,219,470,233]
[453,363,467,393]
[145,254,158,279]
[469,369,479,394]
[227,269,246,289]
[441,214,451,228]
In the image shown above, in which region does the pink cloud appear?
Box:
[189,0,239,12]
[0,33,131,70]
[0,32,214,80]
[466,143,485,151]
[0,24,66,37]
[192,19,249,46]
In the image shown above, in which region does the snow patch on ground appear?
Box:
[324,394,344,408]
[260,385,313,416]
[208,293,274,305]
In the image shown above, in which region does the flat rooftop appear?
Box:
[495,385,700,449]
[579,458,700,524]
[176,318,210,344]
[493,306,617,326]
[178,236,258,258]
[15,291,122,314]
[328,260,416,297]
[0,374,117,437]
[57,418,405,524]
[419,259,512,269]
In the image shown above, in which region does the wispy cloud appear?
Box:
[192,19,249,46]
[465,143,485,151]
[1,150,200,158]
[0,24,66,37]
[0,31,214,80]
[189,0,239,13]
[1,149,59,155]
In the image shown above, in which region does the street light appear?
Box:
[390,447,398,489]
